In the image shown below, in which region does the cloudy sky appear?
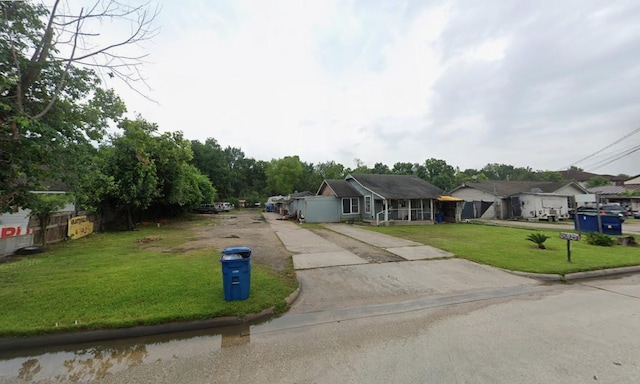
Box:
[74,0,640,175]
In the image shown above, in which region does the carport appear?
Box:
[436,195,463,223]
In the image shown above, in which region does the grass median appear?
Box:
[0,219,298,338]
[367,223,640,274]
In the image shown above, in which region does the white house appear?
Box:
[450,180,588,220]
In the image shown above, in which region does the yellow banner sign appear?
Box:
[68,215,94,240]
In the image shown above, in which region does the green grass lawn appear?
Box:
[0,220,298,337]
[367,223,640,275]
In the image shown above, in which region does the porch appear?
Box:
[371,199,435,226]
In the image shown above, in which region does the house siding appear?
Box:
[624,176,640,185]
[554,184,585,196]
[302,196,340,223]
[450,187,500,219]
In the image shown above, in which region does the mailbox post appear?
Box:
[559,232,581,262]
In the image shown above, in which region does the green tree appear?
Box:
[480,163,535,181]
[265,156,304,195]
[149,131,205,213]
[294,161,323,193]
[454,168,486,185]
[423,158,457,191]
[391,162,416,175]
[372,162,391,174]
[347,158,371,174]
[0,0,156,213]
[242,158,268,198]
[224,146,259,198]
[315,161,346,180]
[103,118,159,230]
[585,176,610,188]
[27,193,71,246]
[536,171,564,182]
[191,138,232,198]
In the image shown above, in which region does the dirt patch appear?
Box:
[179,211,404,269]
[182,210,291,273]
[136,237,162,244]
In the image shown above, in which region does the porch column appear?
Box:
[408,199,412,222]
[430,199,434,221]
[384,199,388,222]
[421,199,424,220]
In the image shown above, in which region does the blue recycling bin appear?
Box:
[220,247,252,301]
[574,214,622,236]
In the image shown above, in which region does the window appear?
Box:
[365,196,371,213]
[342,198,359,214]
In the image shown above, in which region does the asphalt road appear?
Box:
[2,274,639,383]
[0,273,633,383]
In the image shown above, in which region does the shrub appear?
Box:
[526,233,550,249]
[586,233,615,247]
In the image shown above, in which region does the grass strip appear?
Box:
[0,221,297,337]
[367,223,640,274]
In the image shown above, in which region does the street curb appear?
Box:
[505,270,564,281]
[0,285,302,353]
[564,265,640,281]
[504,265,640,282]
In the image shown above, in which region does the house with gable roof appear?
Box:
[301,173,458,224]
[586,174,640,213]
[450,180,588,221]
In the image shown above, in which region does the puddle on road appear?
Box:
[0,323,252,383]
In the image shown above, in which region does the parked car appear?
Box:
[216,202,233,212]
[195,204,219,214]
[633,210,640,219]
[576,205,625,222]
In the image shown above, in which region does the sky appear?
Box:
[64,0,640,176]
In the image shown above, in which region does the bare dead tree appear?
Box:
[0,0,159,212]
[1,0,160,141]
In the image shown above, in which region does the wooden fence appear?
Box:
[28,212,100,245]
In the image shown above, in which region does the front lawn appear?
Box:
[0,220,298,337]
[367,223,640,274]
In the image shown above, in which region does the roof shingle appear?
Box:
[349,174,444,199]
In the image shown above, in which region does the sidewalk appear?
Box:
[263,214,455,268]
[267,215,640,282]
[322,223,454,260]
[263,213,367,269]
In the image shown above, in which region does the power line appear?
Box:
[563,126,640,169]
[581,142,639,169]
[586,143,640,172]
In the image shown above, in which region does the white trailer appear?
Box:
[509,193,570,221]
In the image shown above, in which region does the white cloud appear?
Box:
[82,0,640,175]
[464,38,510,62]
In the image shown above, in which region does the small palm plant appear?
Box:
[526,233,550,249]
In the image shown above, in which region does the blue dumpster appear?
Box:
[574,214,622,236]
[220,246,252,301]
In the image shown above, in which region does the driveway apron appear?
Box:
[264,214,538,314]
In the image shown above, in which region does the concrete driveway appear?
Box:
[264,215,539,313]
